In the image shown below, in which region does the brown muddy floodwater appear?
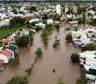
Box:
[0,23,80,84]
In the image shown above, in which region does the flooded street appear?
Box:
[0,24,80,84]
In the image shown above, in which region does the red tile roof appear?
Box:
[0,39,11,43]
[1,49,12,56]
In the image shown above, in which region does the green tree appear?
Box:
[29,30,33,45]
[73,26,79,31]
[77,7,86,14]
[29,6,37,13]
[41,30,48,45]
[35,48,43,58]
[7,76,28,84]
[49,13,60,21]
[71,53,80,63]
[45,24,53,33]
[53,39,60,48]
[25,67,33,76]
[65,33,73,43]
[16,35,30,47]
[10,17,25,27]
[12,8,18,14]
[89,19,96,26]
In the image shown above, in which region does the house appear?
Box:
[47,19,53,24]
[0,54,9,63]
[0,39,12,45]
[79,51,96,66]
[0,49,14,63]
[55,4,61,15]
[35,22,46,29]
[1,49,14,59]
[0,19,10,29]
[68,21,78,27]
[73,5,78,14]
[72,27,96,47]
[65,5,69,13]
[6,45,18,57]
[29,18,39,23]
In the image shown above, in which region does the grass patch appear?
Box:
[0,25,25,39]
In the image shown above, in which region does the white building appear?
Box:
[55,4,61,15]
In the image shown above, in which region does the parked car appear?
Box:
[84,62,96,81]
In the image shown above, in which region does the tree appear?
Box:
[42,14,48,20]
[12,8,18,14]
[25,67,33,76]
[29,30,33,45]
[89,19,96,26]
[82,13,86,25]
[29,6,37,13]
[77,7,86,14]
[73,26,79,31]
[76,76,87,84]
[7,76,28,84]
[41,30,48,45]
[71,53,80,63]
[10,17,25,27]
[16,35,30,47]
[45,24,53,33]
[53,39,60,48]
[35,48,43,58]
[49,13,60,21]
[65,33,72,43]
[77,17,83,25]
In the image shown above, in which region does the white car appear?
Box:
[84,62,96,81]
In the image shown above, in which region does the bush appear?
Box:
[29,30,34,45]
[73,26,79,31]
[45,24,53,32]
[12,8,18,14]
[16,35,30,47]
[65,33,72,43]
[53,39,60,48]
[71,53,80,63]
[66,18,72,22]
[58,79,65,84]
[9,57,19,68]
[10,17,25,27]
[77,17,83,25]
[76,76,87,84]
[49,13,60,21]
[81,43,96,51]
[25,67,32,76]
[7,76,28,84]
[35,48,43,58]
[29,6,37,13]
[89,19,96,26]
[31,22,37,27]
[54,24,60,31]
[77,7,86,14]
[41,30,48,45]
